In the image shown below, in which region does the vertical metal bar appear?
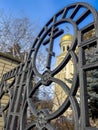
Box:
[78,31,89,130]
[46,16,56,69]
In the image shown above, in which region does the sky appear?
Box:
[0,0,98,32]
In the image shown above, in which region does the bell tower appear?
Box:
[53,34,74,118]
[55,34,73,84]
[60,34,73,53]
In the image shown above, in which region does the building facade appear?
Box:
[0,52,21,129]
[53,34,74,119]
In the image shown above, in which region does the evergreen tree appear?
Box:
[86,46,98,120]
[65,46,98,121]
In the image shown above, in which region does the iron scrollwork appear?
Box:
[0,2,98,130]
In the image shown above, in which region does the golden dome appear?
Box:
[60,34,73,43]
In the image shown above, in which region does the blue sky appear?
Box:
[0,0,98,31]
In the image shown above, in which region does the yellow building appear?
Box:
[0,52,21,81]
[56,34,73,85]
[0,52,21,129]
[53,34,74,118]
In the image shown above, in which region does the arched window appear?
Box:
[63,46,65,52]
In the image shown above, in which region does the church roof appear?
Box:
[0,52,21,63]
[60,34,73,43]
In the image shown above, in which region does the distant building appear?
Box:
[0,52,21,129]
[55,34,73,86]
[53,34,74,119]
[0,52,21,81]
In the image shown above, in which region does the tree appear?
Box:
[0,13,38,61]
[86,46,98,121]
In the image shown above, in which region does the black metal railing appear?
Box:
[0,2,98,130]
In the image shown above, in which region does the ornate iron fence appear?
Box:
[0,2,98,130]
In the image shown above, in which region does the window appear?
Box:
[63,46,65,52]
